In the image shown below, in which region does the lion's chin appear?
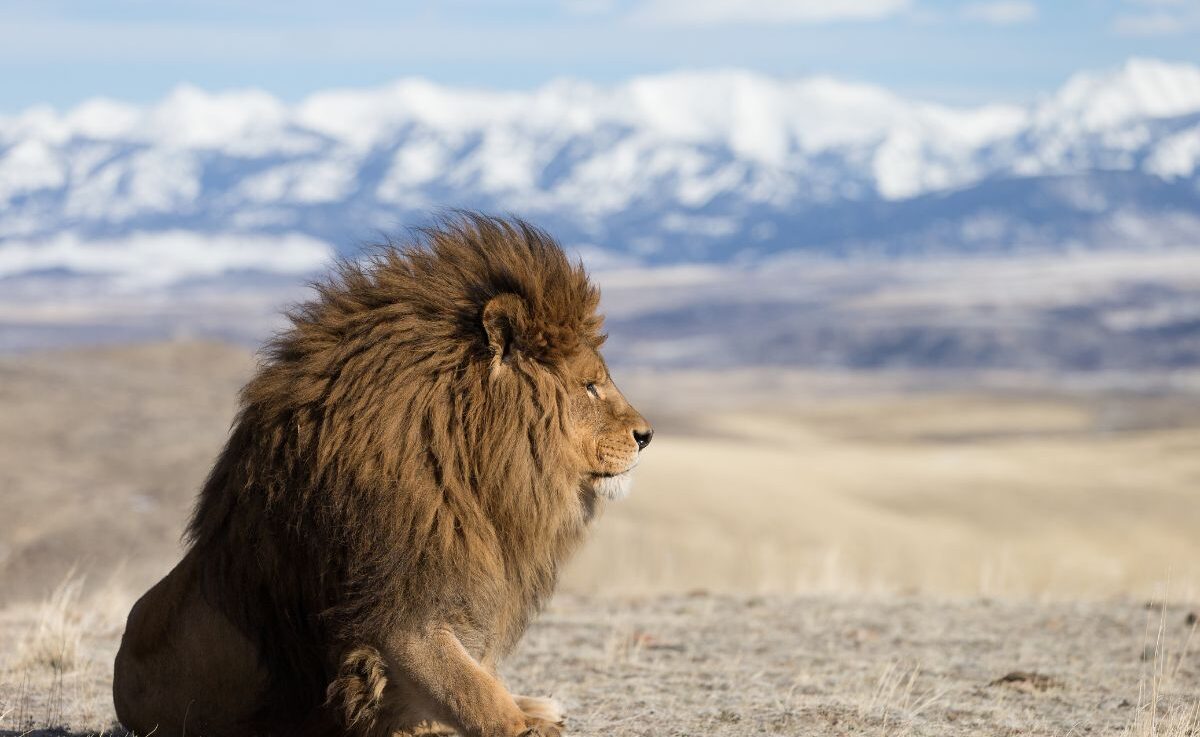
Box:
[592,472,634,501]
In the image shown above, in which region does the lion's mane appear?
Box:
[185,213,606,729]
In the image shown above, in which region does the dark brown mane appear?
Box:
[185,212,606,728]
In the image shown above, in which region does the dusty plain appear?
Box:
[1,341,1199,735]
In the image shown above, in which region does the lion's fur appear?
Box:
[114,214,627,736]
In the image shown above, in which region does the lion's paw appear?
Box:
[518,716,565,737]
[514,695,564,726]
[412,720,459,736]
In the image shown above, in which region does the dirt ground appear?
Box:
[1,590,1197,736]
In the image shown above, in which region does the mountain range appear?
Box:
[3,58,1200,287]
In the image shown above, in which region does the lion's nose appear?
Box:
[633,428,653,451]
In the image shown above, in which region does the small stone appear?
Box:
[989,671,1063,692]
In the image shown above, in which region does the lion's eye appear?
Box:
[585,382,600,398]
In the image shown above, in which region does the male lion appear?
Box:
[113,214,653,737]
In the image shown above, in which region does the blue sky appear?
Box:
[3,0,1200,112]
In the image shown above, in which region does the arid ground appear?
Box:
[2,588,1199,736]
[1,341,1199,735]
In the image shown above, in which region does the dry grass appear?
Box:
[0,575,128,736]
[16,574,88,674]
[867,662,946,733]
[567,386,1200,599]
[1125,602,1200,737]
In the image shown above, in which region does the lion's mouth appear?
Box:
[590,466,636,501]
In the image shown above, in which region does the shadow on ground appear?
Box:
[0,728,126,737]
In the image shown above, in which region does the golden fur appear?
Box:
[113,214,652,737]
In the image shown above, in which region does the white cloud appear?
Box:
[0,231,332,288]
[630,0,912,26]
[961,1,1038,25]
[1113,0,1200,35]
[1113,11,1187,33]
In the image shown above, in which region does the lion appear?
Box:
[112,213,653,737]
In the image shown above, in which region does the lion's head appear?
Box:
[188,212,653,646]
[560,345,652,500]
[480,284,652,504]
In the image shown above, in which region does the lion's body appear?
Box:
[113,215,651,737]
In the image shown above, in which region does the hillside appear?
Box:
[2,341,1199,603]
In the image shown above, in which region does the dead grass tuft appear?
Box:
[1124,597,1200,736]
[15,575,87,673]
[867,662,945,733]
[1,572,131,734]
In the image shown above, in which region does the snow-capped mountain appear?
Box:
[3,58,1200,285]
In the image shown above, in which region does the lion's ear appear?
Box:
[482,293,529,367]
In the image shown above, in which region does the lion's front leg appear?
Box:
[385,626,562,737]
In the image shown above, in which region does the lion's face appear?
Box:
[563,347,652,501]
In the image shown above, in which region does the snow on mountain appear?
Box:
[2,58,1200,285]
[1034,58,1200,132]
